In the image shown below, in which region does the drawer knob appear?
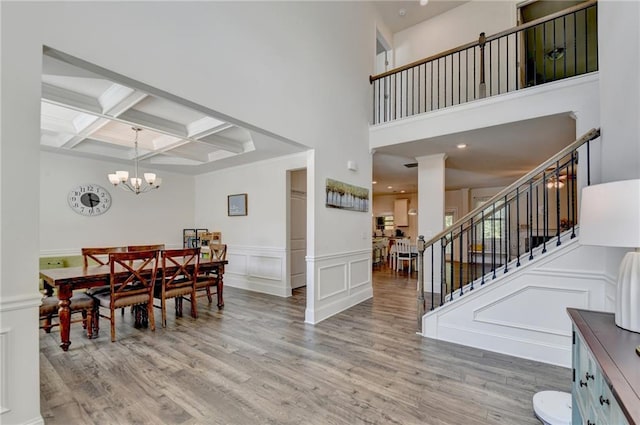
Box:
[599,395,610,406]
[579,380,588,388]
[585,372,595,380]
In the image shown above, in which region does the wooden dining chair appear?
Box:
[40,291,96,339]
[82,247,128,299]
[82,246,127,267]
[127,244,165,252]
[93,250,159,342]
[194,243,227,308]
[154,248,199,327]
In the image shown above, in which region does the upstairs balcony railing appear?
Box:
[414,128,600,330]
[370,1,598,125]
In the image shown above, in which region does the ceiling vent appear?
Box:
[404,163,418,168]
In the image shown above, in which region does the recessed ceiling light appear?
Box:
[420,0,429,5]
[457,143,467,149]
[398,8,406,17]
[372,181,377,184]
[387,185,393,189]
[400,190,406,193]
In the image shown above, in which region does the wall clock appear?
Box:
[67,183,112,216]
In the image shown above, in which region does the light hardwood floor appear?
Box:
[40,268,569,424]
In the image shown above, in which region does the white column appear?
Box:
[416,153,447,294]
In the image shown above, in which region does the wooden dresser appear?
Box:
[568,309,640,425]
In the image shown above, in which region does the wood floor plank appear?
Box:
[41,267,569,424]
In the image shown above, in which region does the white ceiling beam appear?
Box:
[61,116,113,149]
[196,133,246,154]
[118,109,187,137]
[42,83,102,114]
[137,139,193,161]
[103,90,148,118]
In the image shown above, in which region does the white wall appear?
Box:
[1,2,378,423]
[598,0,640,182]
[393,1,516,67]
[40,152,194,255]
[195,153,307,298]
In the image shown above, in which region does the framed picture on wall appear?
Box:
[228,193,248,216]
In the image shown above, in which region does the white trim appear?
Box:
[306,249,370,262]
[473,285,589,337]
[0,329,9,415]
[0,293,42,312]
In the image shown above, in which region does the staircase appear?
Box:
[415,128,620,367]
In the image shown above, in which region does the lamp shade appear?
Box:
[579,179,640,248]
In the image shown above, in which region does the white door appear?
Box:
[289,169,307,289]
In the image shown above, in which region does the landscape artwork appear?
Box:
[325,178,369,212]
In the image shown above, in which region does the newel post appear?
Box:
[478,32,487,99]
[417,235,426,333]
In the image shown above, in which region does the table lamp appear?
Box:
[579,179,640,333]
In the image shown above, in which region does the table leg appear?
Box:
[217,266,224,309]
[57,283,72,351]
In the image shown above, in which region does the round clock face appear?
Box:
[67,184,112,216]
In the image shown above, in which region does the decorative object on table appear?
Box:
[67,183,112,216]
[325,178,369,212]
[107,127,161,195]
[228,193,248,216]
[579,179,640,333]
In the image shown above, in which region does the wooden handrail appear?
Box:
[422,128,600,250]
[370,0,597,83]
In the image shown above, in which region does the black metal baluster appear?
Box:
[533,24,538,86]
[571,151,577,238]
[444,56,447,107]
[430,61,434,112]
[573,11,578,76]
[543,22,547,83]
[431,245,435,310]
[474,45,477,99]
[458,224,463,296]
[504,200,509,273]
[542,171,548,254]
[437,58,440,110]
[458,52,461,104]
[584,8,588,72]
[497,39,501,94]
[587,138,591,186]
[563,16,567,79]
[449,231,454,301]
[470,218,475,289]
[553,19,557,80]
[489,42,492,95]
[516,187,521,267]
[529,180,534,260]
[441,238,446,305]
[556,162,561,246]
[492,202,497,279]
[417,65,421,114]
[481,210,486,284]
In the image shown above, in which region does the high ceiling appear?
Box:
[41,50,307,176]
[40,3,575,197]
[374,0,468,33]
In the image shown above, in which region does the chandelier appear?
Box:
[107,127,161,194]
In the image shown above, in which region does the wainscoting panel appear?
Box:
[349,258,370,291]
[423,241,617,367]
[224,246,289,297]
[317,263,347,300]
[248,255,282,281]
[306,249,372,324]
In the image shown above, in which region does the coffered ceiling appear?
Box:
[41,50,306,175]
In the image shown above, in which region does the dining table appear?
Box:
[40,256,227,351]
